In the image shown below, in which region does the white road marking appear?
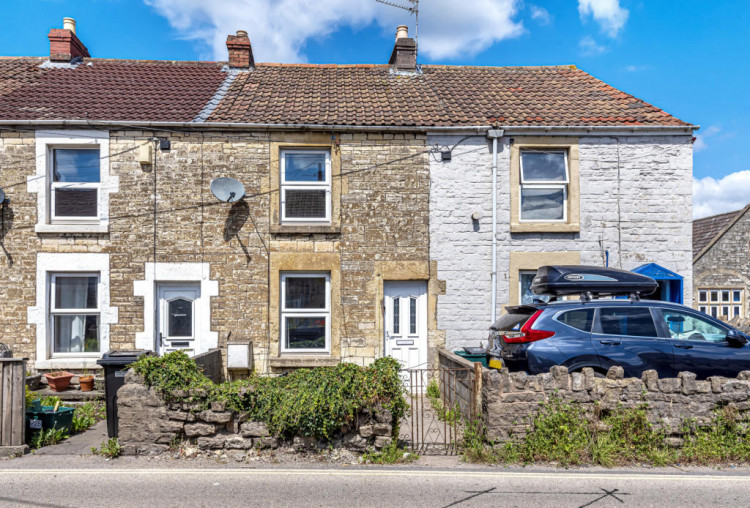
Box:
[0,469,749,481]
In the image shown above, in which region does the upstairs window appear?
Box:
[280,149,331,222]
[519,150,568,222]
[51,148,100,221]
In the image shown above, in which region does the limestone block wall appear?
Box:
[0,128,436,372]
[429,134,693,350]
[482,366,750,443]
[117,370,394,456]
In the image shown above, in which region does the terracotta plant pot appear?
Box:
[79,375,94,392]
[43,371,74,392]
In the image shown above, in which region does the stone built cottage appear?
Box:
[693,204,750,321]
[0,19,695,374]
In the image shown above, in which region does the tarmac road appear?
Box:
[1,467,750,507]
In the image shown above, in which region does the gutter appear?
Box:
[0,119,697,135]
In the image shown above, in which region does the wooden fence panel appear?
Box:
[0,359,27,453]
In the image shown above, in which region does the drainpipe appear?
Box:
[486,129,504,323]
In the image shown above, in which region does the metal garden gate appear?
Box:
[399,364,480,455]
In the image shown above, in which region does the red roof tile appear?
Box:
[0,57,226,122]
[0,58,692,128]
[209,64,691,127]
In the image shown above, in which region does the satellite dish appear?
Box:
[0,189,5,204]
[210,177,245,203]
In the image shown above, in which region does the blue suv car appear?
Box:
[489,266,750,380]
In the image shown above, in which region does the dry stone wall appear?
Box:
[117,370,393,456]
[483,365,750,443]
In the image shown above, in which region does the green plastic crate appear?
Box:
[453,350,489,367]
[26,405,75,437]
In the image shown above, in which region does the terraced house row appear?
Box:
[0,19,696,374]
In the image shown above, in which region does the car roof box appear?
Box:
[531,265,658,297]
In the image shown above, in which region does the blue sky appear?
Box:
[3,0,749,217]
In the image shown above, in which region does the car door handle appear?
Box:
[674,344,693,349]
[599,340,621,346]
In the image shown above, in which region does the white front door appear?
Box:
[384,281,428,370]
[156,283,200,356]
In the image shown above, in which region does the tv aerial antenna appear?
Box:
[376,0,419,59]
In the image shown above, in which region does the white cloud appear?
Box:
[693,125,721,153]
[624,64,649,72]
[144,0,524,63]
[579,35,607,56]
[693,170,750,218]
[578,0,629,37]
[529,5,551,25]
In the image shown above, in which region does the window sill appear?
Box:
[511,222,580,233]
[271,224,341,235]
[35,358,103,370]
[36,223,109,234]
[269,356,340,368]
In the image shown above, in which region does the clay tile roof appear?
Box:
[0,57,226,122]
[0,58,692,128]
[693,208,745,258]
[209,64,691,127]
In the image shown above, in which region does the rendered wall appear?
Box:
[428,134,694,350]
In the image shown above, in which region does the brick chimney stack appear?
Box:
[48,17,90,62]
[226,30,254,69]
[389,25,416,72]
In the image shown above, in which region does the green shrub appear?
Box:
[362,440,418,464]
[681,406,750,464]
[92,438,122,458]
[72,402,106,433]
[132,351,407,441]
[521,398,591,466]
[30,427,69,449]
[591,405,672,466]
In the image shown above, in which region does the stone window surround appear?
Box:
[509,137,580,233]
[269,133,341,234]
[29,130,119,234]
[28,253,118,370]
[269,252,341,367]
[134,263,219,356]
[279,148,332,223]
[507,251,581,307]
[280,272,332,354]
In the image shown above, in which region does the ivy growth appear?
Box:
[132,351,408,441]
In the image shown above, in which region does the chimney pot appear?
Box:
[63,17,76,34]
[395,25,408,40]
[226,30,254,69]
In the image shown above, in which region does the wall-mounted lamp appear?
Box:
[441,150,451,162]
[471,211,482,221]
[158,138,171,151]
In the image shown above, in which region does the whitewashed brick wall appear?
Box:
[429,134,693,350]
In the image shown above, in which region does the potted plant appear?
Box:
[78,369,94,392]
[43,371,74,392]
